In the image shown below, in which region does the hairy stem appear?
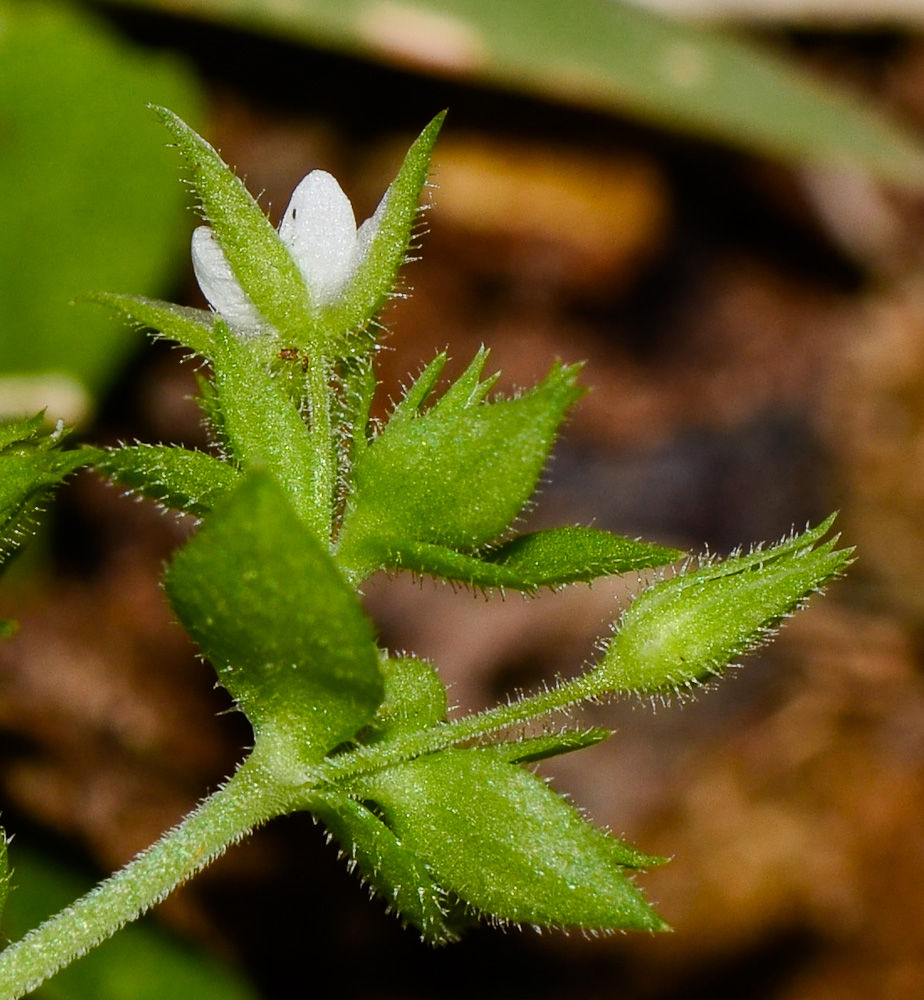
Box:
[312,668,600,788]
[306,356,335,543]
[0,745,297,1000]
[0,669,602,998]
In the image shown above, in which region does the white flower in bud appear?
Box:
[191,170,384,337]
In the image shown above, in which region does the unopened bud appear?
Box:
[592,516,851,696]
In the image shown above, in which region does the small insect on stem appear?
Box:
[279,347,310,371]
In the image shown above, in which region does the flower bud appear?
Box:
[592,517,851,696]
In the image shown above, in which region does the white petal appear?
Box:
[191,226,264,337]
[353,188,388,271]
[279,170,357,306]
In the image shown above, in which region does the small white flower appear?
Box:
[191,170,384,337]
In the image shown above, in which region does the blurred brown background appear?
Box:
[4,5,924,999]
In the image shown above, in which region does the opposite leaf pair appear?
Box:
[164,470,669,939]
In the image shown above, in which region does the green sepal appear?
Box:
[427,350,500,414]
[94,444,240,517]
[308,790,463,944]
[0,621,17,640]
[364,655,448,742]
[164,471,383,761]
[154,107,314,347]
[86,292,216,358]
[338,352,584,576]
[321,112,445,354]
[363,749,667,930]
[593,516,853,696]
[349,527,682,591]
[209,319,325,536]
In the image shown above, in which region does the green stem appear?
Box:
[306,355,335,543]
[0,669,602,998]
[313,668,599,788]
[0,746,296,1000]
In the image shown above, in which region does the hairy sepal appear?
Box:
[86,292,215,358]
[0,412,45,451]
[335,354,377,467]
[155,107,315,348]
[338,351,584,577]
[321,112,445,355]
[95,444,239,517]
[362,749,667,931]
[594,516,853,696]
[164,472,383,763]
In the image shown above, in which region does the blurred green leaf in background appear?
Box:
[0,0,201,423]
[98,0,924,187]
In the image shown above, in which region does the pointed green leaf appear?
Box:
[592,517,853,696]
[484,527,683,581]
[427,348,496,416]
[164,472,383,758]
[387,354,448,427]
[0,417,82,630]
[309,790,462,944]
[0,425,97,561]
[87,292,216,358]
[155,107,314,345]
[338,355,584,578]
[94,445,240,517]
[353,527,683,591]
[364,749,667,930]
[322,112,445,351]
